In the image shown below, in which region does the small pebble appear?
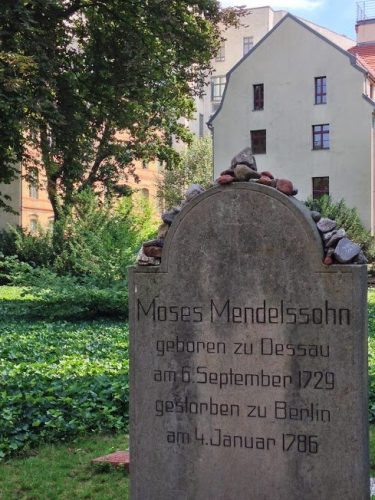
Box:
[334,237,361,263]
[276,179,294,196]
[317,218,337,233]
[218,174,235,185]
[326,228,346,248]
[257,176,273,186]
[323,255,333,266]
[260,171,274,179]
[231,147,257,171]
[185,184,205,202]
[158,223,169,239]
[143,245,163,258]
[311,211,321,222]
[162,207,181,225]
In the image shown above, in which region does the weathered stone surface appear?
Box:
[218,174,235,185]
[311,211,322,222]
[326,228,346,248]
[317,217,337,233]
[334,237,361,263]
[129,183,368,500]
[157,222,169,240]
[276,178,294,195]
[185,184,205,202]
[143,245,163,258]
[231,147,257,171]
[162,207,181,226]
[257,176,273,186]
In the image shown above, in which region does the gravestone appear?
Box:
[129,183,369,500]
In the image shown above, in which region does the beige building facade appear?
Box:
[189,6,288,138]
[208,13,375,232]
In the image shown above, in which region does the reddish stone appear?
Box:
[257,176,273,186]
[218,174,235,185]
[220,169,235,177]
[143,245,163,258]
[92,451,130,471]
[276,179,294,196]
[260,171,274,179]
[323,255,333,266]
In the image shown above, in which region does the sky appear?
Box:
[219,0,361,40]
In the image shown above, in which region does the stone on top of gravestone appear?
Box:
[129,182,368,500]
[231,147,257,171]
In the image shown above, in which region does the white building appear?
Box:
[208,11,375,232]
[189,6,287,138]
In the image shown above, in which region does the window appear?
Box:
[141,188,149,199]
[28,168,39,199]
[315,76,327,104]
[215,42,225,62]
[29,216,38,234]
[312,177,329,199]
[199,113,204,138]
[211,76,226,101]
[253,84,264,110]
[251,130,266,154]
[243,37,253,55]
[312,124,330,150]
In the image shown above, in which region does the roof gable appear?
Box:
[208,14,366,126]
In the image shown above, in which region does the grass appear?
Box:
[0,433,129,500]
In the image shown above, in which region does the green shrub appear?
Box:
[53,190,158,282]
[0,190,158,319]
[0,316,129,459]
[305,195,375,261]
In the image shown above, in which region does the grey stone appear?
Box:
[334,237,361,263]
[326,228,346,248]
[136,247,161,266]
[311,211,321,222]
[143,238,164,248]
[185,184,205,203]
[322,229,337,243]
[233,164,260,181]
[162,207,181,226]
[317,217,337,233]
[129,183,368,500]
[157,222,169,240]
[231,147,257,171]
[353,250,368,265]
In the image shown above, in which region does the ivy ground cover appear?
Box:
[0,287,129,458]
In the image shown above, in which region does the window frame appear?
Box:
[315,76,327,105]
[211,75,226,102]
[312,177,329,199]
[215,42,225,62]
[253,84,264,111]
[243,36,254,55]
[28,168,39,199]
[250,129,267,154]
[312,124,330,150]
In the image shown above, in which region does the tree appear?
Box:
[157,136,213,209]
[0,1,244,218]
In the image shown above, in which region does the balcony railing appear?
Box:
[357,0,375,21]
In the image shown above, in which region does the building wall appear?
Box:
[357,20,375,44]
[0,178,21,230]
[191,7,287,136]
[211,16,375,231]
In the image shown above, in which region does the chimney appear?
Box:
[356,1,375,43]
